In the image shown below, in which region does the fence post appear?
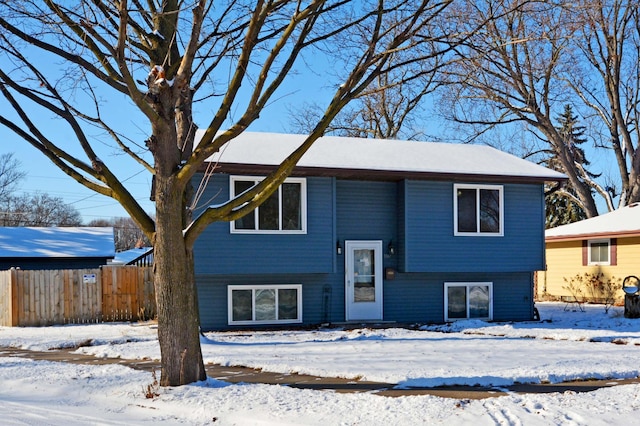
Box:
[10,268,19,326]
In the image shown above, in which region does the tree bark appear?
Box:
[153,173,206,386]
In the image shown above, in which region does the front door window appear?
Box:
[353,249,376,302]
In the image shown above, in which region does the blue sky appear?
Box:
[6,85,612,223]
[9,114,293,223]
[5,65,331,223]
[0,16,354,223]
[8,109,155,223]
[1,34,614,223]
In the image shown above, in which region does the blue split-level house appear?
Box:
[192,132,566,330]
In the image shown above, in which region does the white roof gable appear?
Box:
[546,203,640,240]
[111,247,153,265]
[201,131,566,181]
[0,227,115,258]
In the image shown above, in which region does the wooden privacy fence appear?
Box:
[0,266,155,327]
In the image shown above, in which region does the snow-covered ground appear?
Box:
[1,302,640,425]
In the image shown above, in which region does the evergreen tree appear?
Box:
[545,105,596,227]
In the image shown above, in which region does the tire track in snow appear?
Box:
[0,400,172,426]
[482,398,523,426]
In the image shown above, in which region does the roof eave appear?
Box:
[209,163,567,184]
[546,229,640,242]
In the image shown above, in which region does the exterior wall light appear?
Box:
[336,240,342,255]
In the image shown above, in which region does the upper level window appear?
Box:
[230,176,307,234]
[588,239,610,265]
[454,184,503,236]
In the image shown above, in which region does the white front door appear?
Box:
[345,240,383,321]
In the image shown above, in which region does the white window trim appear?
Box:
[444,282,493,321]
[228,284,303,325]
[588,239,611,266]
[453,184,504,236]
[230,176,307,234]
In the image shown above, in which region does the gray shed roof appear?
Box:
[201,131,566,182]
[0,227,115,258]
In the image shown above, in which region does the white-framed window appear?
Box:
[228,285,303,325]
[444,282,493,321]
[230,176,307,234]
[454,184,503,236]
[588,239,610,265]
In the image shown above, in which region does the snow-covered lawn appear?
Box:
[1,302,640,425]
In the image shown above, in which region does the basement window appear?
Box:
[228,285,302,325]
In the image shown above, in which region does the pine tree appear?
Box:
[545,105,597,227]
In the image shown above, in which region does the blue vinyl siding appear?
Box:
[197,274,340,330]
[397,181,408,272]
[194,174,543,329]
[335,179,399,272]
[197,271,534,329]
[403,181,545,273]
[336,180,397,242]
[192,174,334,274]
[382,272,533,323]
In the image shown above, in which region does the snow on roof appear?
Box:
[0,227,115,258]
[201,131,566,181]
[111,247,153,265]
[546,203,640,241]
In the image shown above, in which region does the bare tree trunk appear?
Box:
[151,120,205,386]
[154,173,205,386]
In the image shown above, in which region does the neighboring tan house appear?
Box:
[537,203,640,303]
[0,227,115,270]
[191,132,566,330]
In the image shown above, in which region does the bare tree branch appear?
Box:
[0,0,460,387]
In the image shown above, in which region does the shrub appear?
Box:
[584,273,620,313]
[562,274,585,302]
[562,272,620,313]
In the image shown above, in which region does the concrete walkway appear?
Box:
[2,346,638,400]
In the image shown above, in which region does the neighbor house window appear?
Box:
[228,285,302,325]
[444,282,493,321]
[454,184,503,236]
[588,239,610,265]
[230,176,306,233]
